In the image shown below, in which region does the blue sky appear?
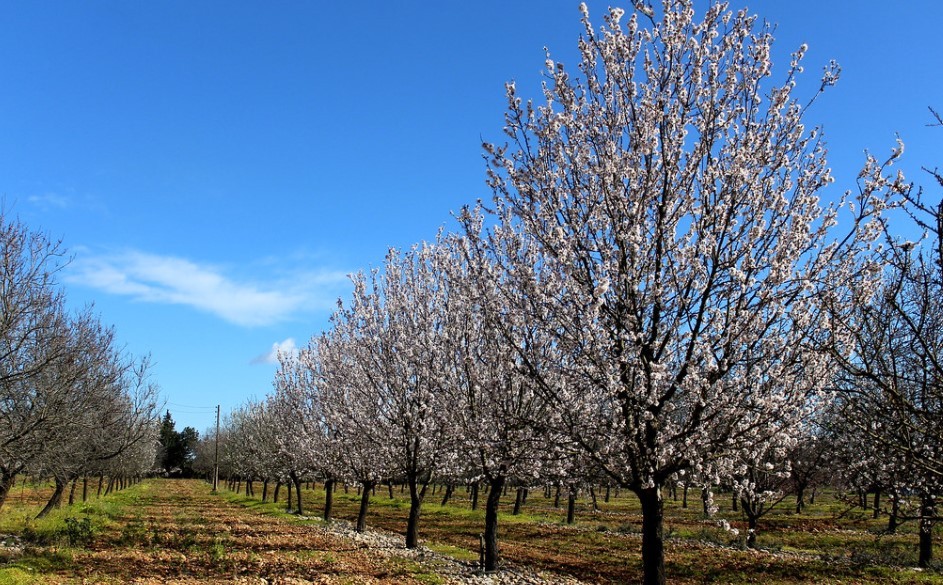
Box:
[1,1,940,433]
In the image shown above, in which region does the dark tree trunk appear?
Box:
[405,476,428,549]
[512,487,524,515]
[470,482,479,511]
[68,477,78,505]
[294,475,303,515]
[323,479,335,521]
[553,484,561,508]
[888,491,900,534]
[682,484,688,509]
[873,489,881,519]
[637,486,666,585]
[566,486,577,524]
[746,512,759,548]
[36,477,67,519]
[82,476,88,503]
[484,475,505,572]
[262,479,269,502]
[701,487,710,517]
[809,487,817,505]
[604,485,611,503]
[273,481,281,504]
[795,483,806,514]
[918,495,935,568]
[286,478,293,512]
[356,480,375,532]
[441,484,454,507]
[0,469,17,511]
[387,480,394,499]
[731,491,738,512]
[590,486,600,512]
[97,474,104,497]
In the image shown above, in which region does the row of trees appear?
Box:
[208,2,938,584]
[0,210,162,517]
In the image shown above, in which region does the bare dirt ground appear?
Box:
[36,479,580,585]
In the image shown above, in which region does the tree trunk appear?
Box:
[795,483,806,514]
[387,480,394,499]
[918,494,935,568]
[484,475,505,572]
[470,482,479,511]
[323,479,335,521]
[262,480,269,502]
[68,477,78,505]
[682,484,688,509]
[273,481,281,504]
[566,486,577,524]
[36,477,67,519]
[286,478,293,512]
[82,476,88,503]
[731,491,738,512]
[701,487,710,517]
[637,486,666,585]
[590,486,600,512]
[405,476,428,549]
[441,484,454,507]
[604,485,611,503]
[746,513,759,548]
[97,474,104,497]
[888,491,900,534]
[356,480,374,532]
[512,487,524,515]
[293,475,303,515]
[0,469,17,511]
[873,489,881,519]
[553,484,561,508]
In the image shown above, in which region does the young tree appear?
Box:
[473,2,905,582]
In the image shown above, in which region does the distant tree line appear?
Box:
[0,209,162,517]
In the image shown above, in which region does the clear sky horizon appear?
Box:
[1,1,940,434]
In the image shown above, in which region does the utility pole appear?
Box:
[212,404,220,493]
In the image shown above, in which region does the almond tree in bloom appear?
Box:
[332,246,454,548]
[476,2,906,582]
[268,354,328,515]
[314,328,396,533]
[441,230,562,571]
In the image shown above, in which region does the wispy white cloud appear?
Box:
[251,338,299,365]
[27,193,71,210]
[66,250,349,327]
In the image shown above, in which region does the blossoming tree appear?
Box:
[475,2,905,582]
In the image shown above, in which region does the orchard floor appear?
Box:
[0,479,577,584]
[0,478,940,584]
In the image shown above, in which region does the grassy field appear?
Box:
[0,477,939,583]
[237,480,942,584]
